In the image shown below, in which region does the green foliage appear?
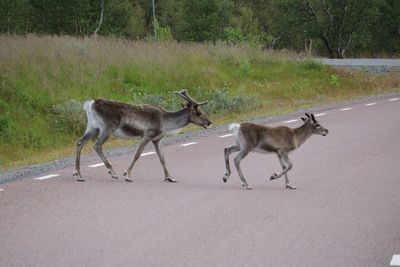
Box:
[0,0,399,56]
[0,36,397,168]
[50,99,86,136]
[199,88,260,114]
[147,20,174,42]
[327,75,340,87]
[131,92,180,111]
[297,60,323,71]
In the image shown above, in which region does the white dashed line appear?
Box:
[284,119,298,123]
[389,98,399,101]
[218,134,234,138]
[0,189,4,192]
[366,102,376,106]
[141,151,156,156]
[180,142,198,147]
[88,163,105,168]
[34,174,60,180]
[340,107,352,111]
[390,255,400,266]
[315,113,326,117]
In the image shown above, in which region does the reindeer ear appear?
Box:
[301,117,306,121]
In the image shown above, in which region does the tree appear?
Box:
[272,0,382,58]
[0,0,32,34]
[177,0,233,42]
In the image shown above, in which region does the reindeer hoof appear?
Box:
[286,184,296,190]
[122,171,132,182]
[223,174,229,183]
[108,170,119,179]
[242,184,253,190]
[164,177,177,183]
[270,173,279,180]
[242,184,252,190]
[73,172,85,182]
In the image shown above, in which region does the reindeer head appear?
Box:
[175,89,212,129]
[301,113,329,136]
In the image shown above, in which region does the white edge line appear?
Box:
[366,102,376,106]
[390,255,400,266]
[315,113,326,117]
[218,134,234,138]
[284,119,298,123]
[34,174,60,180]
[141,151,156,156]
[340,107,352,111]
[88,163,105,168]
[180,142,198,147]
[389,98,399,101]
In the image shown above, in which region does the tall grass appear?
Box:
[0,35,398,169]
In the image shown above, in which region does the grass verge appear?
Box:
[0,35,399,169]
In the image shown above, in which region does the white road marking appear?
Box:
[141,151,156,156]
[390,255,400,266]
[0,189,4,192]
[88,163,105,168]
[34,174,60,180]
[218,133,234,138]
[340,107,352,111]
[284,119,298,123]
[389,98,399,101]
[315,113,326,117]
[366,102,376,106]
[180,142,198,147]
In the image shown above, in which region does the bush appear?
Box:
[199,88,260,114]
[298,60,323,70]
[50,99,86,136]
[131,92,180,111]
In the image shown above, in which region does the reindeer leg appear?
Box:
[283,154,296,190]
[223,143,240,183]
[153,140,176,183]
[123,136,152,182]
[93,131,119,180]
[270,152,295,189]
[233,147,252,190]
[73,129,98,182]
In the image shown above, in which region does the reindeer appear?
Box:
[222,113,328,190]
[73,89,211,182]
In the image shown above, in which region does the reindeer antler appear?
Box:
[174,89,208,106]
[303,113,317,123]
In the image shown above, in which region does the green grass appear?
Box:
[0,35,399,169]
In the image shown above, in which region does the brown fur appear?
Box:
[223,114,328,190]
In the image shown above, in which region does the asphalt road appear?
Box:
[317,58,400,67]
[1,96,400,267]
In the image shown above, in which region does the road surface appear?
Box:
[1,95,400,267]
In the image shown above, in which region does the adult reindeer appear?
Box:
[73,89,211,182]
[223,113,328,190]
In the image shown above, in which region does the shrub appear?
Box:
[50,99,86,136]
[297,60,323,71]
[199,88,260,114]
[130,92,180,111]
[328,74,340,87]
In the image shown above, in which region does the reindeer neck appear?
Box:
[163,108,190,131]
[293,123,313,148]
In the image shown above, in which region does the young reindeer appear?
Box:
[223,113,328,190]
[73,89,211,182]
